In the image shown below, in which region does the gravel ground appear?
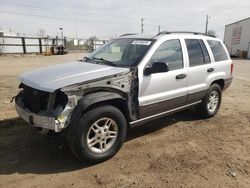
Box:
[0,54,250,188]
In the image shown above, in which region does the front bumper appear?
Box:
[15,97,57,131]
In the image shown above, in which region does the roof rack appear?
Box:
[119,33,138,37]
[155,31,215,38]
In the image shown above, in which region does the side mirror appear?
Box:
[144,62,169,75]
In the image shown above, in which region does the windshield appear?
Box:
[87,38,154,67]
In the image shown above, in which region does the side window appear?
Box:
[207,40,228,62]
[185,39,210,67]
[149,39,183,71]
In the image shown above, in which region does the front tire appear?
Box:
[197,84,222,118]
[69,105,127,163]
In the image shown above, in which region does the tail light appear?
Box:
[230,63,234,76]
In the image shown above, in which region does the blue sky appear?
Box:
[0,0,249,39]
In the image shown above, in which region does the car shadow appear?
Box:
[126,108,200,142]
[0,108,201,175]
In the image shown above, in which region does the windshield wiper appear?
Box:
[93,57,117,66]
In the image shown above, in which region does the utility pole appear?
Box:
[205,15,210,34]
[59,27,63,45]
[141,18,145,34]
[158,25,161,33]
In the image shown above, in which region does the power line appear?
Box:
[0,1,208,29]
[0,10,139,26]
[0,1,141,20]
[0,2,214,34]
[0,1,172,25]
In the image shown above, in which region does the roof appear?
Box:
[225,17,250,27]
[119,31,216,40]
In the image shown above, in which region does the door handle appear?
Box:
[176,74,187,79]
[207,68,215,73]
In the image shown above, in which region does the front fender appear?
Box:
[76,91,125,113]
[67,91,125,140]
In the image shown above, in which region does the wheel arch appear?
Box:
[68,91,129,139]
[80,98,129,122]
[210,79,225,90]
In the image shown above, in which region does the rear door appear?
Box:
[184,39,212,103]
[206,39,232,80]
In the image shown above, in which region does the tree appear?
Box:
[37,29,46,37]
[85,36,98,51]
[207,30,217,37]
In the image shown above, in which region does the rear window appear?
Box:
[207,40,228,62]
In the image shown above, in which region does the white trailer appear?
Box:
[224,17,250,58]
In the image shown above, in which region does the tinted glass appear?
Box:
[207,40,228,61]
[88,38,154,67]
[185,39,207,66]
[149,39,183,71]
[199,40,210,63]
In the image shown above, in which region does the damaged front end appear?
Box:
[15,70,136,133]
[15,84,70,132]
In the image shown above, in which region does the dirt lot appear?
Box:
[0,54,250,188]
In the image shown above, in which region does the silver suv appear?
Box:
[15,32,233,163]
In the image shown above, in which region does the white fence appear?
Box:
[0,36,64,54]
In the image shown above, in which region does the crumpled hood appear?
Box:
[19,61,129,92]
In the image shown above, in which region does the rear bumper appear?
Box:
[15,97,56,131]
[224,77,233,91]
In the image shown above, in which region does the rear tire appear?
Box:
[197,84,222,118]
[69,105,127,163]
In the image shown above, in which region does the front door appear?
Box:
[138,39,188,118]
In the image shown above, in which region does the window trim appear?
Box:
[198,39,211,64]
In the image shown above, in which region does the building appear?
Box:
[93,40,108,50]
[224,17,250,58]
